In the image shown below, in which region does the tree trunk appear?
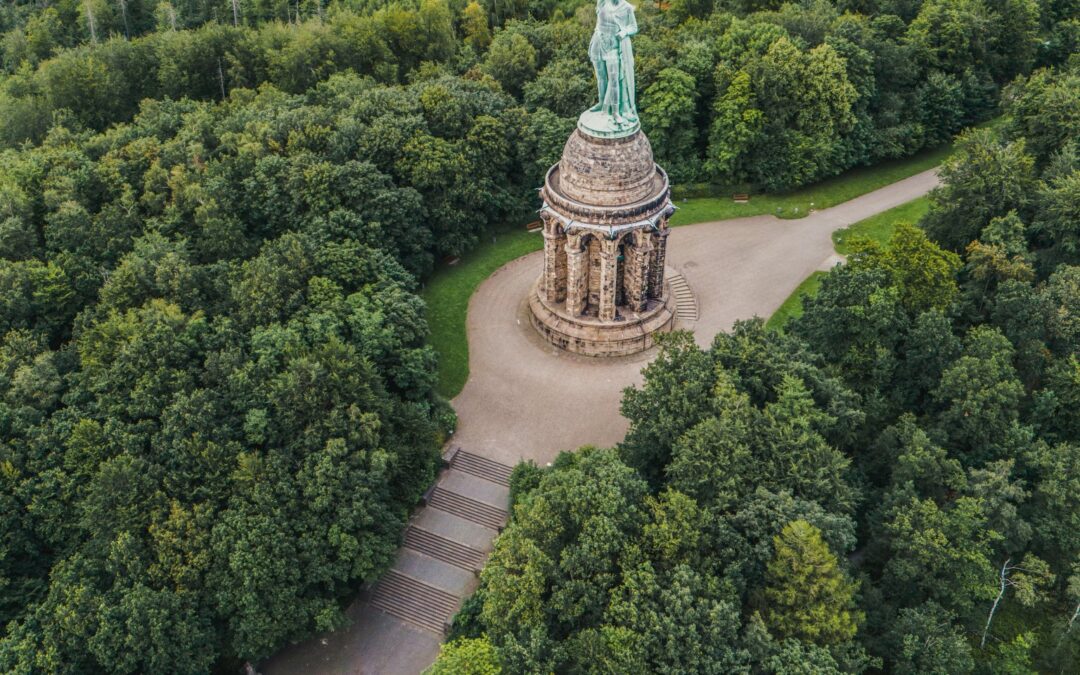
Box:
[981,558,1011,648]
[118,0,130,38]
[85,1,98,43]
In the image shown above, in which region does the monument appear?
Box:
[529,0,676,356]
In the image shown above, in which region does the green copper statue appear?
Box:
[579,0,639,138]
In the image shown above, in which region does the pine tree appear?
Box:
[764,520,862,645]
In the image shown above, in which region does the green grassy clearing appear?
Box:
[765,272,827,332]
[831,196,931,255]
[422,229,544,398]
[669,144,947,226]
[765,196,932,333]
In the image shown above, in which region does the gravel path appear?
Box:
[451,168,939,467]
[260,167,938,674]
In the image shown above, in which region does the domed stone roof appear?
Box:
[558,129,656,205]
[542,128,671,226]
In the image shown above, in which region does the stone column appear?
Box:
[648,228,669,300]
[542,222,567,303]
[598,238,618,322]
[626,235,652,311]
[566,239,588,316]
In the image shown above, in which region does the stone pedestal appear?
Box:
[529,279,675,357]
[530,128,676,357]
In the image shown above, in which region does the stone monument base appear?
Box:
[529,280,676,357]
[577,109,641,139]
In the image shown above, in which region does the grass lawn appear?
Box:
[669,144,947,226]
[765,195,932,333]
[831,196,931,255]
[422,229,544,398]
[765,272,827,332]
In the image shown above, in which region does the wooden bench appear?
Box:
[733,193,750,203]
[525,220,543,232]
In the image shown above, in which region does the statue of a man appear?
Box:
[587,0,638,128]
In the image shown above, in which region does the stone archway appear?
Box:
[616,228,654,313]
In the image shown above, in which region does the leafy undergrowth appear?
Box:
[976,599,1079,672]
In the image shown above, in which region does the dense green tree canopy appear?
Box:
[763,519,862,645]
[0,0,1076,671]
[2,0,1072,189]
[436,61,1080,674]
[0,64,515,673]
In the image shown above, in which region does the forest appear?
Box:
[0,0,1076,672]
[435,64,1080,673]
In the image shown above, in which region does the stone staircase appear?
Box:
[364,447,513,636]
[369,570,461,634]
[668,272,698,322]
[404,526,488,571]
[449,449,514,486]
[428,486,508,530]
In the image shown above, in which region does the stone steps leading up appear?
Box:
[438,469,510,509]
[667,273,698,322]
[450,450,514,487]
[394,547,475,593]
[404,526,488,572]
[360,448,510,639]
[368,570,460,635]
[412,505,497,552]
[428,486,508,531]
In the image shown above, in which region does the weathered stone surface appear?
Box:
[566,246,588,316]
[558,130,656,206]
[598,241,617,322]
[532,125,675,356]
[529,280,675,357]
[541,218,567,303]
[541,127,672,227]
[649,229,668,299]
[623,232,651,311]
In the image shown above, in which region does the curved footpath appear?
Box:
[262,168,939,675]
